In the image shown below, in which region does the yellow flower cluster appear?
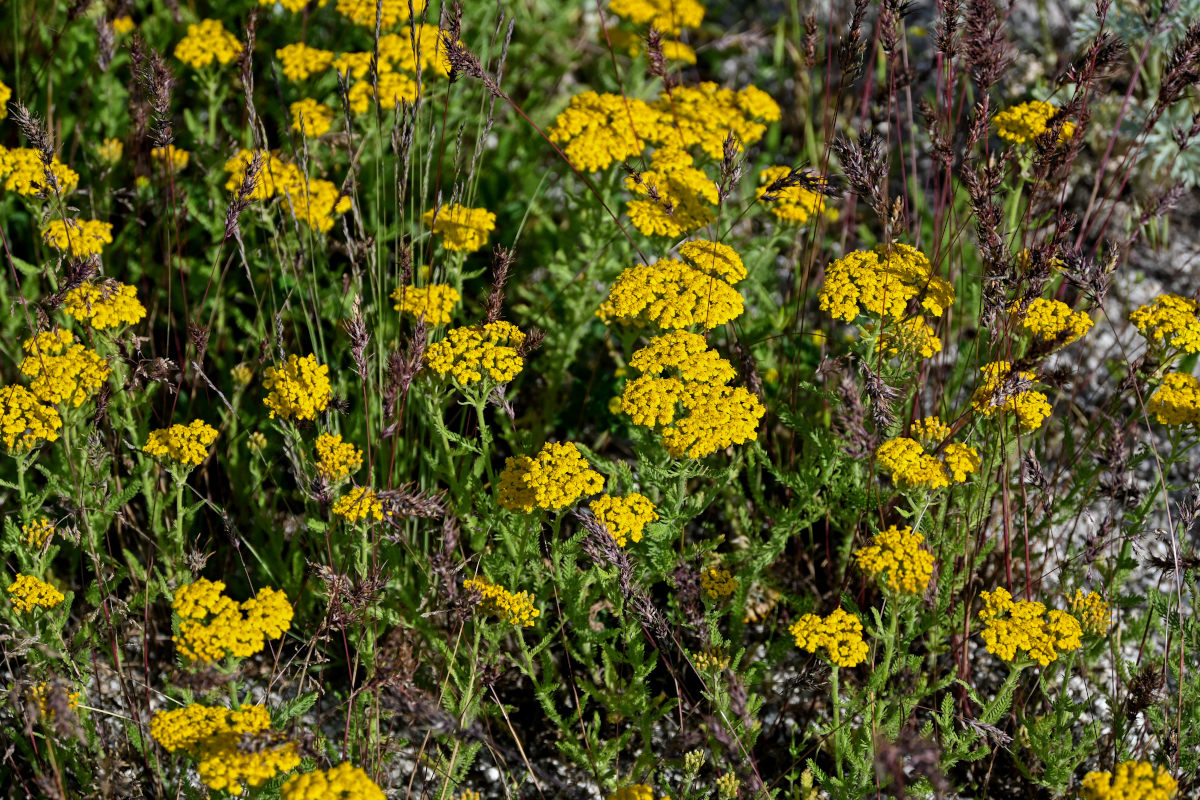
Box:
[111,16,135,33]
[151,145,190,171]
[62,280,147,329]
[993,100,1074,144]
[463,576,541,627]
[22,517,54,548]
[335,0,427,28]
[659,83,781,158]
[332,486,387,523]
[978,587,1082,666]
[548,92,659,172]
[971,361,1052,431]
[150,703,300,795]
[1070,589,1112,635]
[0,146,79,196]
[143,420,219,468]
[223,150,352,231]
[1080,761,1177,800]
[19,330,110,407]
[282,763,387,800]
[174,19,242,69]
[598,242,747,329]
[911,415,951,445]
[605,29,696,64]
[609,0,704,34]
[875,315,942,360]
[276,43,335,81]
[756,166,833,225]
[172,578,294,663]
[391,283,461,325]
[28,682,81,718]
[498,441,604,512]
[701,567,737,599]
[7,574,65,612]
[1017,298,1092,347]
[290,98,334,137]
[1130,294,1200,354]
[0,80,9,119]
[788,607,869,668]
[855,525,935,594]
[608,785,658,800]
[348,70,419,112]
[819,243,954,322]
[876,437,979,489]
[625,146,717,237]
[424,204,496,253]
[0,384,62,450]
[315,433,363,482]
[691,649,730,671]
[96,137,123,165]
[424,321,525,385]
[380,25,454,76]
[263,353,332,421]
[1146,372,1200,426]
[41,219,113,258]
[591,492,658,546]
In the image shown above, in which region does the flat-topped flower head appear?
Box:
[756,166,833,225]
[548,92,660,172]
[624,148,717,237]
[678,240,746,282]
[290,98,334,137]
[607,785,659,800]
[820,243,954,322]
[7,574,65,612]
[648,83,780,158]
[971,361,1051,431]
[172,578,293,663]
[332,486,387,523]
[424,204,496,252]
[424,321,525,385]
[1080,761,1177,800]
[597,258,744,329]
[0,80,9,119]
[628,330,738,384]
[315,433,363,482]
[41,219,113,258]
[276,43,335,81]
[174,19,241,69]
[0,384,62,450]
[1070,589,1112,635]
[19,330,110,407]
[463,576,540,627]
[658,382,764,457]
[281,763,387,800]
[22,517,54,548]
[1016,298,1092,347]
[143,420,219,468]
[498,441,604,512]
[876,436,979,489]
[335,0,428,27]
[62,280,146,329]
[263,354,332,421]
[910,416,950,445]
[279,174,352,231]
[701,567,738,600]
[392,283,460,325]
[151,145,190,171]
[874,315,942,360]
[590,493,658,546]
[0,147,79,196]
[609,0,704,34]
[978,587,1082,666]
[994,100,1073,145]
[788,607,869,667]
[1130,294,1200,355]
[1146,372,1200,425]
[379,25,455,76]
[855,525,935,595]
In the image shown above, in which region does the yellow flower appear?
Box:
[691,648,730,671]
[332,486,387,523]
[978,587,1082,666]
[335,0,428,28]
[876,437,947,489]
[279,173,353,231]
[463,576,541,627]
[971,361,1051,431]
[174,19,242,69]
[172,578,293,663]
[263,354,332,421]
[41,219,113,257]
[498,441,604,512]
[62,280,146,329]
[151,145,190,171]
[910,415,950,445]
[0,146,80,196]
[788,607,869,668]
[1146,372,1200,426]
[379,25,455,76]
[0,384,62,450]
[315,433,363,482]
[1070,589,1111,635]
[548,91,660,172]
[28,682,82,719]
[232,364,254,386]
[597,258,744,329]
[874,315,942,360]
[424,204,496,252]
[391,283,460,325]
[143,420,219,468]
[290,98,334,137]
[1016,298,1092,347]
[22,517,54,548]
[1130,294,1200,354]
[111,15,135,34]
[590,492,658,546]
[603,29,696,63]
[648,83,780,158]
[282,763,386,800]
[624,147,717,237]
[942,442,981,482]
[424,321,525,385]
[700,567,738,600]
[855,525,935,594]
[19,330,110,407]
[819,243,953,322]
[607,785,658,800]
[993,100,1073,145]
[756,166,834,225]
[1080,760,1177,800]
[0,80,10,119]
[608,0,704,34]
[275,43,336,82]
[96,137,124,165]
[7,574,65,612]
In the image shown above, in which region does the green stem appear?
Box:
[831,665,843,780]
